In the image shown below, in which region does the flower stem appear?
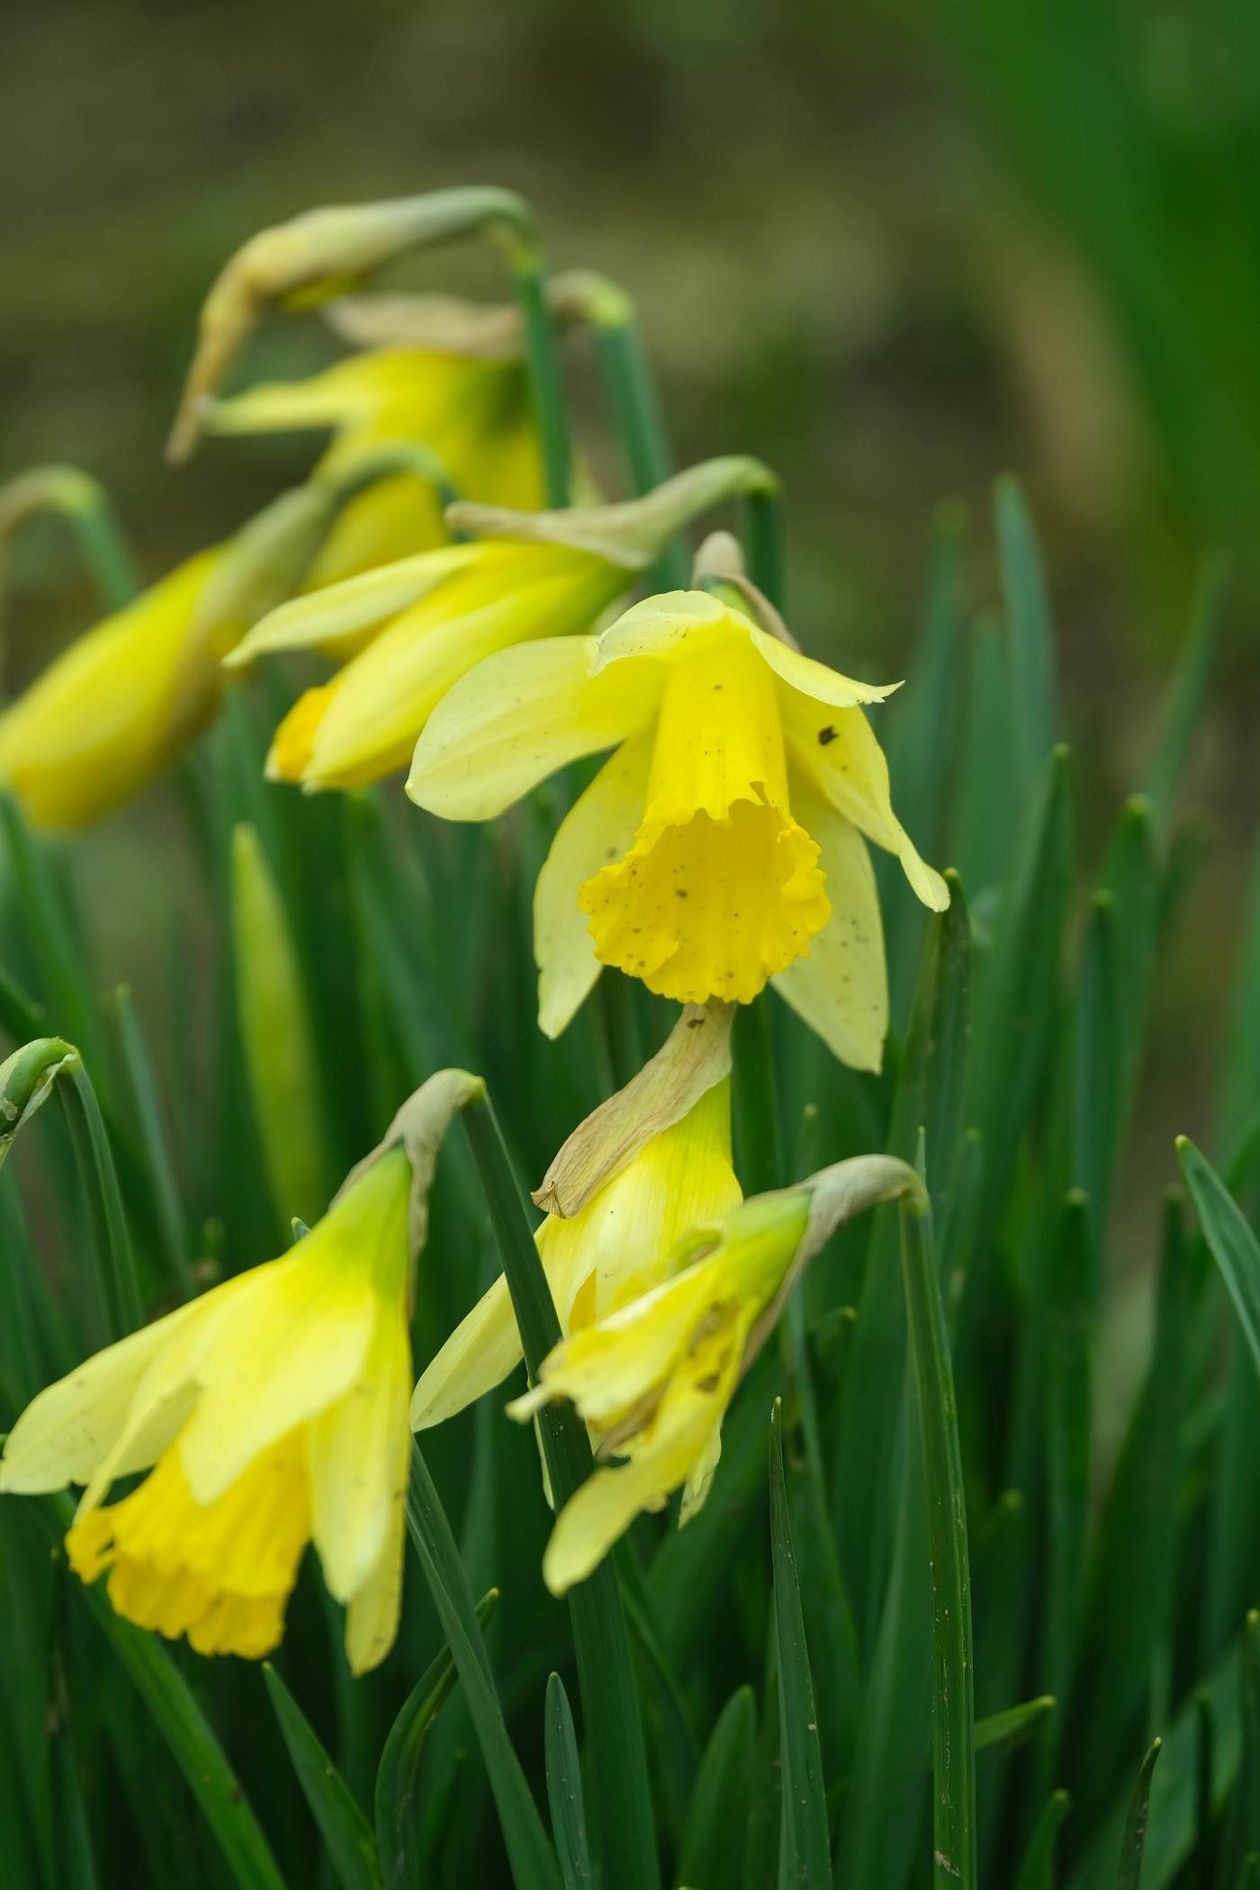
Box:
[463,1093,661,1890]
[514,257,572,508]
[733,995,784,1195]
[59,1054,144,1339]
[0,466,141,615]
[742,483,786,610]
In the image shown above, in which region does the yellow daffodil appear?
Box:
[411,1003,739,1432]
[0,482,339,830]
[230,459,776,795]
[407,589,949,1069]
[513,1154,921,1594]
[204,342,544,588]
[0,1070,481,1671]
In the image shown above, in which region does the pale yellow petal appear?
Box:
[680,1422,724,1523]
[409,1274,522,1430]
[0,1298,202,1494]
[224,545,478,667]
[772,776,888,1073]
[535,735,652,1039]
[179,1153,409,1501]
[343,1453,407,1675]
[780,692,948,911]
[589,590,897,709]
[309,1308,412,1602]
[407,636,660,821]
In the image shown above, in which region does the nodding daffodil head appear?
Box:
[202,344,546,588]
[408,589,949,1069]
[514,1153,924,1595]
[0,479,346,831]
[0,1070,482,1672]
[410,1002,739,1434]
[236,459,777,797]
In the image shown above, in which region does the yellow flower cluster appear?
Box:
[0,191,943,1668]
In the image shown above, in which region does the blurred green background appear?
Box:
[3,0,1258,1270]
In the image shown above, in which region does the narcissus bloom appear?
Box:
[0,483,339,830]
[243,539,625,792]
[0,1151,410,1668]
[205,342,544,588]
[514,1154,921,1594]
[234,459,775,795]
[412,1014,739,1432]
[408,590,948,1068]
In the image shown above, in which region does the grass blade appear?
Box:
[677,1687,756,1890]
[769,1400,830,1890]
[405,1442,562,1890]
[976,1696,1057,1755]
[545,1674,592,1890]
[1117,1739,1162,1890]
[899,1198,977,1890]
[1016,1791,1071,1890]
[375,1589,498,1890]
[262,1663,381,1890]
[462,1094,660,1890]
[1178,1138,1260,1372]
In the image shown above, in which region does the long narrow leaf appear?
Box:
[769,1400,830,1890]
[545,1674,592,1890]
[263,1664,381,1890]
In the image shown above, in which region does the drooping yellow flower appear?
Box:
[0,1055,491,1672]
[408,590,949,1069]
[243,539,625,791]
[0,483,338,830]
[231,460,775,795]
[205,343,544,588]
[513,1154,921,1594]
[411,1006,739,1432]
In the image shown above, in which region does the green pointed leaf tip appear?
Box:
[263,1664,382,1890]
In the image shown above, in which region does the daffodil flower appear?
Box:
[412,1004,739,1432]
[0,1071,481,1671]
[232,458,777,795]
[512,1154,922,1594]
[0,481,343,830]
[408,589,949,1069]
[204,342,544,588]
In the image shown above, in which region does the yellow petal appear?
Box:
[591,591,898,710]
[309,1306,411,1601]
[771,776,888,1073]
[178,1150,410,1502]
[0,1298,203,1494]
[226,544,480,668]
[0,550,222,829]
[579,627,830,1004]
[409,1274,523,1431]
[342,1435,408,1675]
[266,682,340,783]
[535,735,653,1039]
[67,1428,311,1660]
[780,691,948,911]
[407,634,659,821]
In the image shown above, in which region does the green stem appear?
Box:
[590,307,689,589]
[0,467,141,615]
[733,996,783,1196]
[0,790,105,1076]
[462,1096,661,1890]
[596,972,643,1095]
[59,1055,143,1339]
[741,485,786,610]
[515,259,572,509]
[112,985,192,1295]
[899,1197,976,1890]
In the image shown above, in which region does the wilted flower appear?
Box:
[513,1154,922,1594]
[411,1002,739,1431]
[408,589,948,1068]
